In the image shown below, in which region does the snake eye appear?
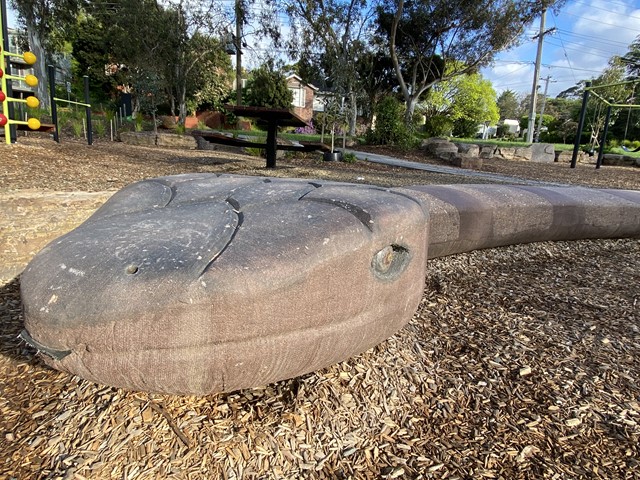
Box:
[372,245,410,281]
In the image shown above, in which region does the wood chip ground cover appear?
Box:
[1,137,639,479]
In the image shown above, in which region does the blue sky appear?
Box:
[481,0,640,98]
[6,0,640,99]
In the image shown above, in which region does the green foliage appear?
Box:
[133,113,144,132]
[71,119,84,137]
[422,69,499,137]
[496,90,520,120]
[94,119,106,136]
[452,118,479,138]
[376,0,564,121]
[245,62,293,109]
[341,152,357,163]
[424,115,453,137]
[367,96,414,147]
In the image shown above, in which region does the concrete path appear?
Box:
[349,150,570,187]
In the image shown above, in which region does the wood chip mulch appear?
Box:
[1,137,639,479]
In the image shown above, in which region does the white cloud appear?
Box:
[484,0,640,98]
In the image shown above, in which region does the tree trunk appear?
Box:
[348,91,357,137]
[25,23,50,111]
[404,97,418,125]
[177,84,187,127]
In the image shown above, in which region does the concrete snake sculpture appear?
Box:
[19,173,640,395]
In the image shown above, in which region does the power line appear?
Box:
[561,10,640,34]
[570,0,640,24]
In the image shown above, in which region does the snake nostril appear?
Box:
[372,245,410,280]
[126,265,139,275]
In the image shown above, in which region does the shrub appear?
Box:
[245,61,293,109]
[367,96,414,148]
[341,152,357,163]
[424,115,453,137]
[71,119,84,138]
[94,120,106,137]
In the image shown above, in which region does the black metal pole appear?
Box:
[571,81,591,169]
[266,120,277,168]
[1,0,16,143]
[48,65,60,143]
[596,104,612,170]
[83,75,92,145]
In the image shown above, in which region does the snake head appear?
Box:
[21,174,429,394]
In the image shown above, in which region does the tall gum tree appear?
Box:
[282,0,377,135]
[377,0,564,124]
[11,0,80,109]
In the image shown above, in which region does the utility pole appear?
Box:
[535,75,552,142]
[235,0,243,106]
[526,9,546,143]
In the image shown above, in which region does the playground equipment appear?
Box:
[0,13,42,144]
[47,65,93,145]
[571,79,640,169]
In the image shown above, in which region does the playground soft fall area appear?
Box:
[0,136,639,479]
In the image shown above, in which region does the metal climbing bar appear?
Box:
[48,65,93,145]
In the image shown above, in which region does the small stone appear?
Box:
[565,418,582,427]
[519,366,532,376]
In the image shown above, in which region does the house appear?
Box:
[286,74,317,123]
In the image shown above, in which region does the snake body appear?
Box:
[20,174,640,394]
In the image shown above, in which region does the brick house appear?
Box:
[286,74,318,123]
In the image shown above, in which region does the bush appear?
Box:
[245,61,293,109]
[452,118,478,138]
[341,152,357,163]
[367,96,414,148]
[424,115,453,137]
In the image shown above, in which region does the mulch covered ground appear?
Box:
[1,136,639,479]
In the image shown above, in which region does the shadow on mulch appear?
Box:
[0,277,43,366]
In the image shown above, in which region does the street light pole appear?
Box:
[526,9,546,143]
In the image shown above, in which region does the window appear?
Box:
[291,87,306,108]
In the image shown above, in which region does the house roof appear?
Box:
[285,74,319,91]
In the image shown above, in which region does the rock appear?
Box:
[451,156,483,169]
[530,144,555,163]
[119,132,156,146]
[479,145,496,159]
[454,143,480,157]
[156,133,197,149]
[423,138,458,158]
[602,154,636,167]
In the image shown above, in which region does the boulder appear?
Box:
[479,145,496,159]
[423,138,458,159]
[454,143,480,157]
[451,156,483,169]
[530,144,555,163]
[119,132,156,146]
[156,133,197,149]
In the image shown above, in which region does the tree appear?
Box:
[245,61,293,109]
[356,48,396,127]
[11,0,80,109]
[586,57,633,148]
[367,95,413,146]
[496,89,520,120]
[376,0,562,124]
[621,34,640,79]
[282,0,376,135]
[74,0,230,125]
[423,70,499,137]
